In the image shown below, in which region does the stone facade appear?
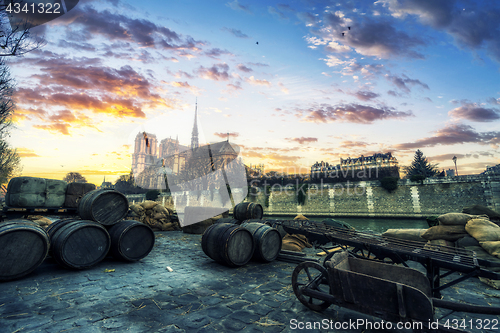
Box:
[245,174,500,218]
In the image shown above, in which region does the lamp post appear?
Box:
[452,156,458,176]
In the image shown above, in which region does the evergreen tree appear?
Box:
[404,149,439,179]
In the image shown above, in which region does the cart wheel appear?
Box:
[292,261,332,311]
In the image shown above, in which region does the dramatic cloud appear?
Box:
[57,6,203,53]
[324,15,425,59]
[31,64,163,101]
[286,137,318,145]
[294,103,413,124]
[394,123,500,149]
[352,90,380,101]
[221,27,249,38]
[385,74,429,93]
[197,63,230,81]
[449,103,500,122]
[381,0,500,62]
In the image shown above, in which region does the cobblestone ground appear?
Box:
[1,231,500,333]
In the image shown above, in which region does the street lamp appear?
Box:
[452,156,458,176]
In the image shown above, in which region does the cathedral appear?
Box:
[131,103,240,190]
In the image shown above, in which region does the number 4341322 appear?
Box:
[6,2,62,14]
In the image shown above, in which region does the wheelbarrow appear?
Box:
[292,251,500,332]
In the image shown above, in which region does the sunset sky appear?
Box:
[7,0,500,185]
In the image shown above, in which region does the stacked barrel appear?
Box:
[1,179,156,281]
[201,202,282,267]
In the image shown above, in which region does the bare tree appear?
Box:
[63,172,87,183]
[0,138,20,185]
[0,1,45,57]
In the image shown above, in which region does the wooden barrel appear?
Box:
[0,219,49,281]
[233,202,263,221]
[240,221,282,262]
[50,220,110,269]
[46,219,79,251]
[201,223,254,267]
[78,189,129,225]
[107,220,155,261]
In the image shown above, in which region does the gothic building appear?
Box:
[131,103,240,190]
[311,152,399,181]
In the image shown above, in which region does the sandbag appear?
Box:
[24,215,52,227]
[424,239,455,250]
[382,229,427,242]
[465,218,500,242]
[141,200,157,210]
[421,225,468,241]
[294,214,308,220]
[463,204,500,221]
[480,241,500,259]
[153,204,170,216]
[153,212,169,220]
[33,217,53,227]
[455,236,480,248]
[130,204,145,216]
[463,245,500,289]
[437,213,479,226]
[281,234,312,252]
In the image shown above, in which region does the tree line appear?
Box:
[0,1,45,187]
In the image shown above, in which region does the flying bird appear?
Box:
[256,41,259,45]
[342,32,344,37]
[348,26,351,30]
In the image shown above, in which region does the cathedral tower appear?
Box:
[190,101,199,150]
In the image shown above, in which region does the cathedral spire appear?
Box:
[191,100,199,150]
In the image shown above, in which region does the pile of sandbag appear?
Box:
[129,200,179,231]
[282,234,312,252]
[382,229,427,242]
[465,218,500,259]
[463,204,500,223]
[421,212,487,243]
[24,215,53,228]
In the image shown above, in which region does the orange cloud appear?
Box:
[16,148,40,157]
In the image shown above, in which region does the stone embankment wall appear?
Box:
[246,175,500,218]
[125,175,500,218]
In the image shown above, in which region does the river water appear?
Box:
[264,215,429,234]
